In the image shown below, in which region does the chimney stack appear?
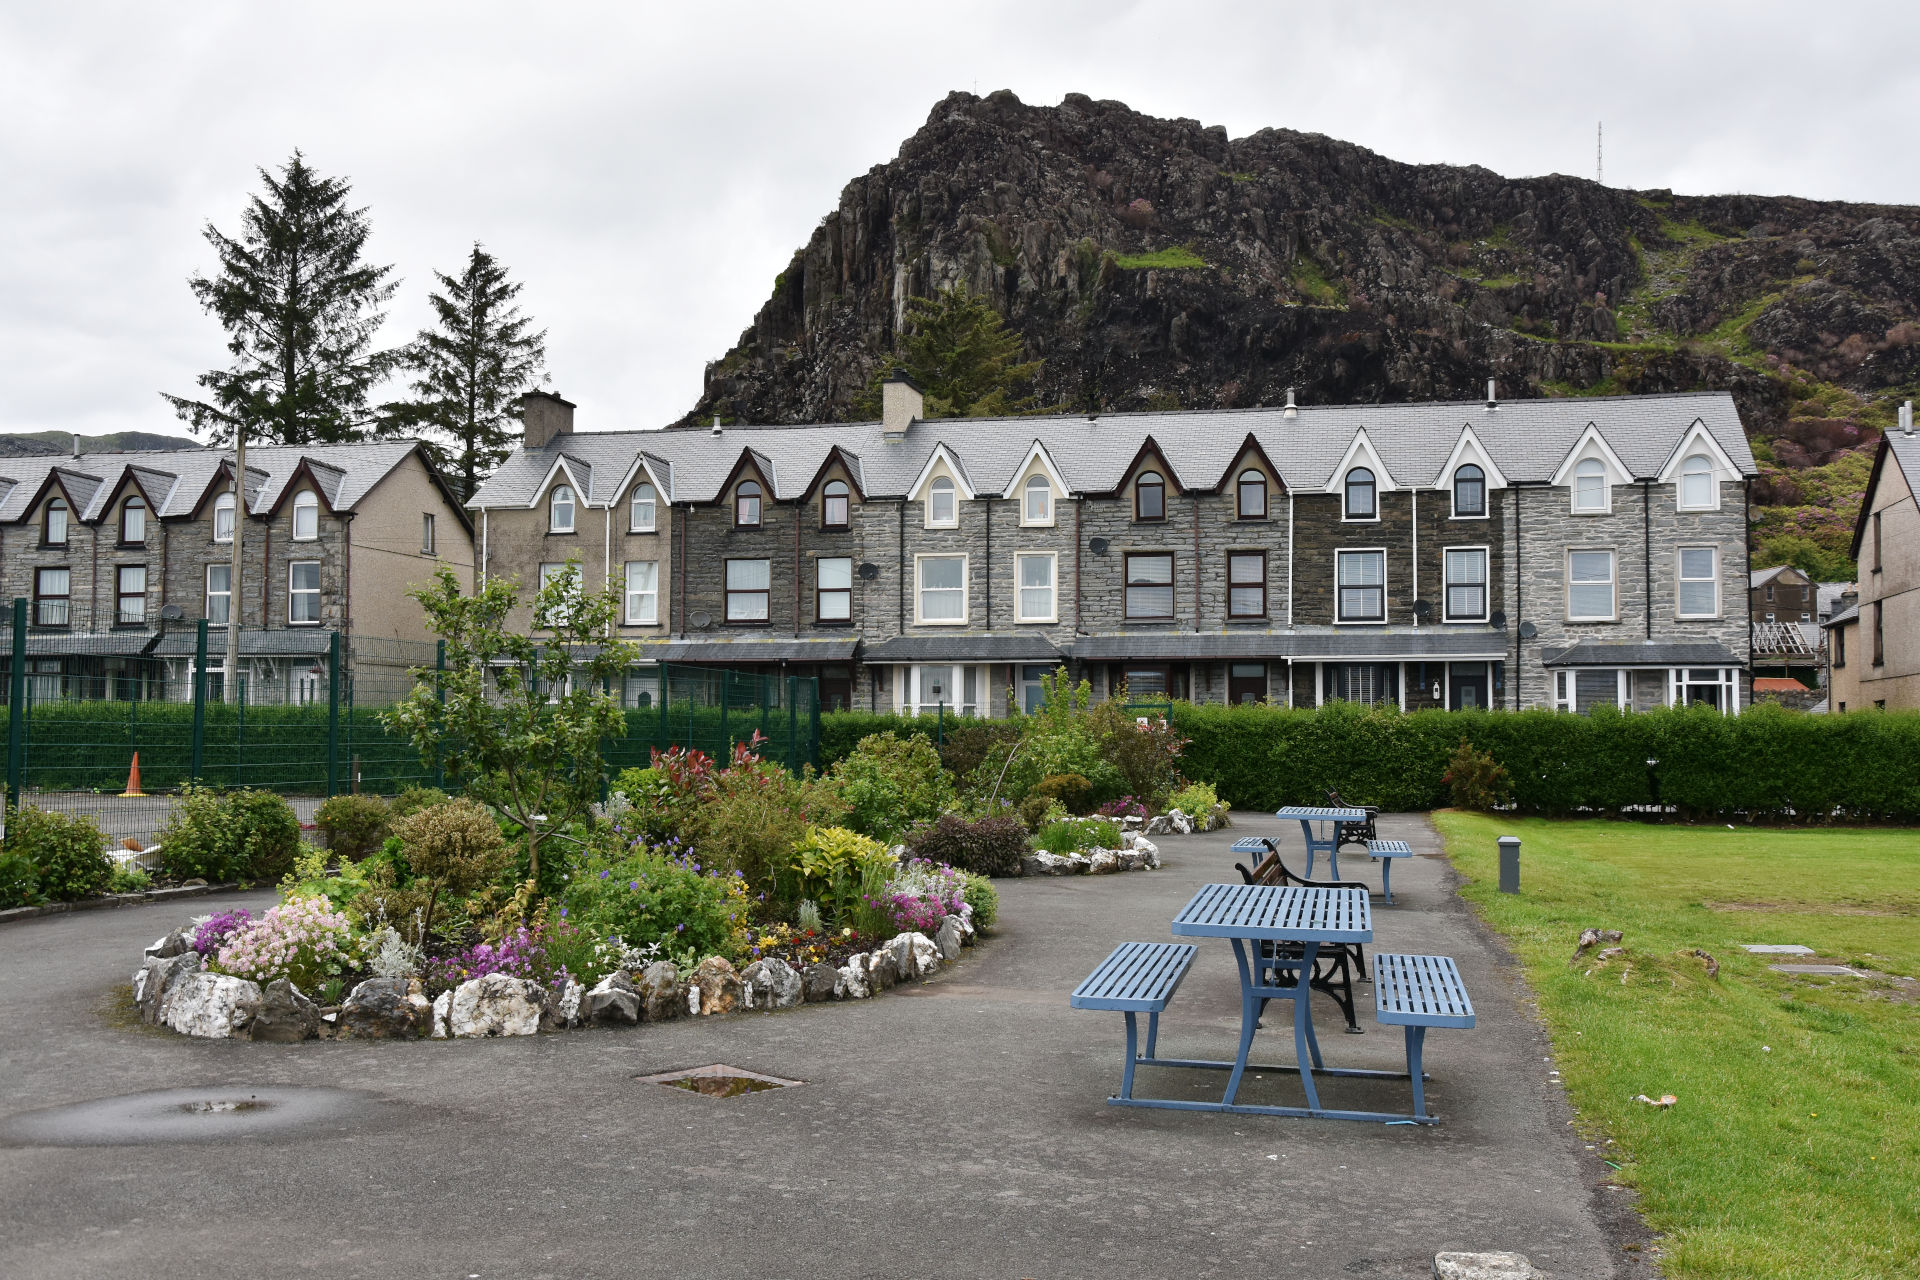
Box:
[882,369,923,442]
[711,415,723,436]
[1283,387,1297,419]
[1485,379,1499,410]
[520,391,576,449]
[1902,399,1914,436]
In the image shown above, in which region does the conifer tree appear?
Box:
[853,283,1043,418]
[393,244,548,501]
[164,152,400,445]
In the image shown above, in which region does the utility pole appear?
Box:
[223,423,244,704]
[1597,121,1604,186]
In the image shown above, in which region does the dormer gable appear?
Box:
[610,452,674,509]
[1321,428,1397,494]
[264,457,345,518]
[1655,418,1740,494]
[801,444,867,502]
[1000,440,1072,501]
[528,454,592,511]
[1433,425,1510,492]
[715,448,777,506]
[1110,436,1187,496]
[1549,423,1633,488]
[1213,433,1286,495]
[905,443,977,503]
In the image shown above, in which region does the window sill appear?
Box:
[812,620,854,628]
[1339,516,1380,524]
[1014,618,1058,626]
[546,529,578,537]
[1565,618,1618,625]
[116,542,148,550]
[1448,513,1489,521]
[287,621,322,628]
[29,624,71,632]
[818,526,848,534]
[1442,617,1490,625]
[629,527,659,536]
[112,622,150,631]
[1123,616,1175,624]
[1226,614,1269,623]
[1333,620,1387,627]
[912,620,969,627]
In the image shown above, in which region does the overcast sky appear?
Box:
[3,2,1915,443]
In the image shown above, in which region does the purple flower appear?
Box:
[676,923,685,933]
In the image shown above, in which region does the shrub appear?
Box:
[6,806,111,902]
[1442,739,1511,811]
[1019,793,1066,832]
[786,825,898,920]
[315,794,391,861]
[1167,780,1220,816]
[876,859,967,933]
[0,851,41,908]
[1031,773,1094,815]
[691,757,844,895]
[106,865,152,894]
[562,843,752,963]
[386,786,449,823]
[905,812,1030,877]
[1033,817,1120,856]
[214,896,357,990]
[159,786,301,883]
[829,732,952,843]
[962,872,999,932]
[393,797,512,941]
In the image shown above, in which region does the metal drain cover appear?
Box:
[0,1086,372,1146]
[635,1064,803,1098]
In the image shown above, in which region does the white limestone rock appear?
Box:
[162,972,263,1039]
[1431,1252,1542,1280]
[449,973,547,1038]
[429,990,452,1038]
[1088,849,1120,874]
[740,958,804,1010]
[934,915,964,961]
[836,954,871,1000]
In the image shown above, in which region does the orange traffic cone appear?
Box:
[120,752,147,798]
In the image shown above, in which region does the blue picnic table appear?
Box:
[1273,805,1367,879]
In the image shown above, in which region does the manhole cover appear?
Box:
[635,1064,803,1098]
[0,1086,371,1146]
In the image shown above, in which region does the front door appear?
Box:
[1227,662,1266,705]
[1448,663,1489,711]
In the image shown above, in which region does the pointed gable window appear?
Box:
[1572,458,1607,512]
[550,484,576,533]
[1237,469,1267,519]
[734,479,762,528]
[1135,470,1165,522]
[121,495,146,544]
[1023,473,1052,525]
[629,482,657,532]
[1678,455,1715,510]
[1343,467,1376,520]
[1452,464,1485,518]
[292,490,319,540]
[927,475,956,527]
[822,479,850,530]
[43,496,69,546]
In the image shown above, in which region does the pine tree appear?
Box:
[164,152,400,445]
[852,283,1044,418]
[393,244,548,501]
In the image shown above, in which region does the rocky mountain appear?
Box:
[0,430,199,457]
[684,90,1920,575]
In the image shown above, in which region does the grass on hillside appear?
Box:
[1114,244,1207,270]
[1435,813,1920,1280]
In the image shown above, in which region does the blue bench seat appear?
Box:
[1373,953,1475,1119]
[1366,839,1412,904]
[1070,942,1198,1099]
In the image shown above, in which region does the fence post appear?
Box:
[656,664,668,757]
[6,597,25,817]
[759,672,770,747]
[808,677,821,771]
[236,675,246,790]
[190,619,208,783]
[936,701,945,751]
[433,639,446,790]
[325,631,341,797]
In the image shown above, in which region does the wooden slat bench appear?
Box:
[1070,942,1198,1101]
[1373,953,1476,1120]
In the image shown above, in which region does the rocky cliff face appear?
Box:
[684,90,1920,571]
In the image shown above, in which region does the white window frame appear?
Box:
[1567,549,1617,622]
[724,558,771,623]
[925,475,957,529]
[1676,545,1719,619]
[538,562,575,626]
[1021,473,1053,527]
[816,556,852,623]
[915,553,968,625]
[629,483,657,532]
[1014,551,1057,623]
[291,489,319,541]
[205,563,232,625]
[896,663,985,716]
[1442,545,1490,623]
[213,492,235,543]
[1335,547,1387,623]
[288,560,322,625]
[1342,468,1379,522]
[1571,458,1610,514]
[1451,464,1488,519]
[549,484,576,533]
[422,512,436,555]
[1677,455,1717,511]
[624,560,658,626]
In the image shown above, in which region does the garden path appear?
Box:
[0,814,1646,1279]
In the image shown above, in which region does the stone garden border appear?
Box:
[129,909,982,1043]
[0,881,246,927]
[1017,805,1224,877]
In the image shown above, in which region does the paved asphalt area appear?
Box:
[0,814,1647,1280]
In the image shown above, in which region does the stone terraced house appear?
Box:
[0,441,473,703]
[468,383,1756,715]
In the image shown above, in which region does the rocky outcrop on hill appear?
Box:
[684,90,1920,570]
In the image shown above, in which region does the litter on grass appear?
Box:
[1632,1093,1678,1108]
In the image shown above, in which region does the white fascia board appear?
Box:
[906,443,977,502]
[528,455,591,509]
[1433,425,1510,490]
[1549,423,1634,486]
[1654,418,1742,483]
[610,452,674,506]
[1000,440,1073,499]
[1321,428,1398,493]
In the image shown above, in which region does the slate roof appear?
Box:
[628,638,859,663]
[863,634,1063,662]
[467,392,1758,510]
[1540,641,1743,667]
[1069,629,1510,661]
[0,441,434,525]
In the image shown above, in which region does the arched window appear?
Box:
[1453,464,1486,517]
[1237,469,1267,519]
[1679,454,1714,509]
[821,479,849,529]
[927,475,955,526]
[213,492,235,543]
[734,479,761,527]
[549,484,576,532]
[1023,473,1052,524]
[1573,458,1607,512]
[292,490,319,541]
[44,496,68,546]
[629,482,656,532]
[1343,467,1376,519]
[1135,470,1165,521]
[120,496,146,544]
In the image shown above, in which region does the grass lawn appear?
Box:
[1434,813,1920,1280]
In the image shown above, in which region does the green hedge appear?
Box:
[1171,701,1920,821]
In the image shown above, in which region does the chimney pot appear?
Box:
[882,369,923,441]
[1902,399,1914,435]
[520,390,576,449]
[1485,379,1498,409]
[1283,387,1297,418]
[711,415,723,436]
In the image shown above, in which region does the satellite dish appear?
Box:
[1490,610,1507,629]
[857,562,879,581]
[1518,620,1538,640]
[1088,537,1110,554]
[160,604,184,621]
[689,611,713,630]
[1412,599,1433,620]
